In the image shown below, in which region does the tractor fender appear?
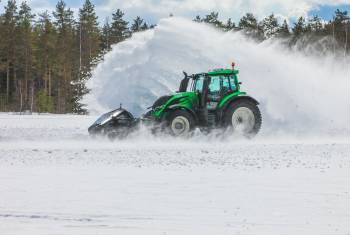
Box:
[218,95,260,124]
[163,105,199,124]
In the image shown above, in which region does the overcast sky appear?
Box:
[1,0,350,25]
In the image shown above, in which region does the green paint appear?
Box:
[152,68,247,119]
[208,69,239,76]
[153,92,198,118]
[218,91,247,108]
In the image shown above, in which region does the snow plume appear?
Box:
[84,17,350,137]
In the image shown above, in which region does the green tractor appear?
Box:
[89,64,262,138]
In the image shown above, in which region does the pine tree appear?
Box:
[277,19,291,38]
[333,9,349,25]
[53,0,76,113]
[292,17,307,38]
[78,0,100,71]
[17,1,35,110]
[34,11,56,107]
[140,22,149,31]
[224,18,235,31]
[110,9,130,45]
[131,16,144,32]
[149,24,157,29]
[239,13,258,30]
[203,12,223,28]
[307,15,323,34]
[74,0,100,114]
[1,0,18,104]
[331,9,349,49]
[261,14,279,39]
[100,17,112,51]
[0,4,6,96]
[193,15,201,22]
[239,13,263,40]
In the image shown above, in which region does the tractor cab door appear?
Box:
[207,75,232,110]
[193,75,233,110]
[207,76,221,110]
[192,74,210,109]
[192,74,210,125]
[192,74,234,126]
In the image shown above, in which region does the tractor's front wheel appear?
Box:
[224,100,262,138]
[167,110,194,137]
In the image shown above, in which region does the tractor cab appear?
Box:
[191,69,241,111]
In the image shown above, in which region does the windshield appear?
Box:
[192,75,205,92]
[192,74,238,93]
[209,76,221,93]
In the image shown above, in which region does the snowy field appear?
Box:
[1,14,349,235]
[1,113,350,235]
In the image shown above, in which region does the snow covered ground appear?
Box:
[1,113,350,235]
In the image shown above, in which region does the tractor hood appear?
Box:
[168,92,198,106]
[152,92,195,109]
[152,92,198,119]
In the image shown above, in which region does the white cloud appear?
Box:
[1,0,350,24]
[0,0,81,21]
[103,0,350,21]
[1,0,53,11]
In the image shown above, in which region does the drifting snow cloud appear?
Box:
[84,17,350,136]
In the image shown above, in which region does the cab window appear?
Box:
[209,76,220,93]
[193,75,204,92]
[222,76,230,94]
[230,75,237,91]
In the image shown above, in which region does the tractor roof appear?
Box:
[207,69,239,76]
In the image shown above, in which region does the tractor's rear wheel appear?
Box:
[167,110,194,137]
[224,100,261,138]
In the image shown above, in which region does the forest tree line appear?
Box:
[0,0,153,114]
[0,0,349,114]
[194,10,350,55]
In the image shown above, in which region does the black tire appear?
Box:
[224,99,262,138]
[167,109,195,137]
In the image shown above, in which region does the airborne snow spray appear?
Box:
[84,17,350,139]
